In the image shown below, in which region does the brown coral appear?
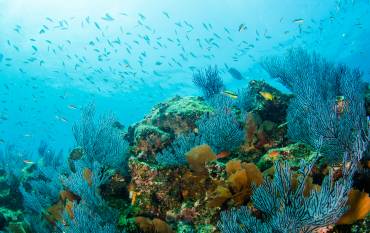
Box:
[208,160,263,207]
[136,217,174,233]
[186,144,216,174]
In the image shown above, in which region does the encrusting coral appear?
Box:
[125,96,212,161]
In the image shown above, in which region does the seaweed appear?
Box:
[156,132,203,167]
[262,48,367,161]
[218,137,367,233]
[0,145,25,186]
[193,66,224,99]
[197,110,244,154]
[72,104,129,173]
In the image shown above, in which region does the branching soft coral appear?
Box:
[0,145,25,186]
[193,66,224,99]
[72,104,129,172]
[60,202,123,233]
[197,110,244,154]
[20,142,66,233]
[60,161,123,233]
[262,48,367,161]
[218,137,367,233]
[156,132,203,167]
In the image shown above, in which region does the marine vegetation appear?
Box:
[156,133,203,167]
[192,66,224,99]
[218,137,367,233]
[196,110,244,154]
[0,49,369,233]
[262,48,367,161]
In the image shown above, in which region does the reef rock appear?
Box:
[256,143,314,171]
[239,80,291,158]
[125,96,212,160]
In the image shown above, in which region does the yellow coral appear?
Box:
[208,185,232,208]
[208,160,263,208]
[225,159,242,176]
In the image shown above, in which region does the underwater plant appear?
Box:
[72,104,129,173]
[206,93,234,113]
[156,132,203,167]
[38,140,66,170]
[236,87,254,115]
[193,66,224,99]
[218,137,367,233]
[197,110,244,154]
[20,143,66,233]
[60,203,123,233]
[262,48,367,160]
[60,161,122,233]
[0,145,25,186]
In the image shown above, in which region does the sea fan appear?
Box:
[197,110,244,153]
[156,132,203,167]
[218,137,367,233]
[193,66,224,99]
[262,48,367,161]
[72,104,129,172]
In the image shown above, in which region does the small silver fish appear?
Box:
[293,18,304,24]
[68,104,78,110]
[56,115,68,123]
[238,24,247,32]
[102,13,114,21]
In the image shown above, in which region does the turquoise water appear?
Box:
[0,1,370,232]
[1,0,369,151]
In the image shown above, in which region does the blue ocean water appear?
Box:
[0,1,369,232]
[1,0,369,152]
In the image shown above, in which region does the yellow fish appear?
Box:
[259,91,274,101]
[223,90,238,99]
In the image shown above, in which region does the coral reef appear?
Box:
[239,80,290,158]
[3,55,370,232]
[125,96,212,162]
[262,48,367,161]
[218,140,365,233]
[197,110,244,154]
[256,143,314,171]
